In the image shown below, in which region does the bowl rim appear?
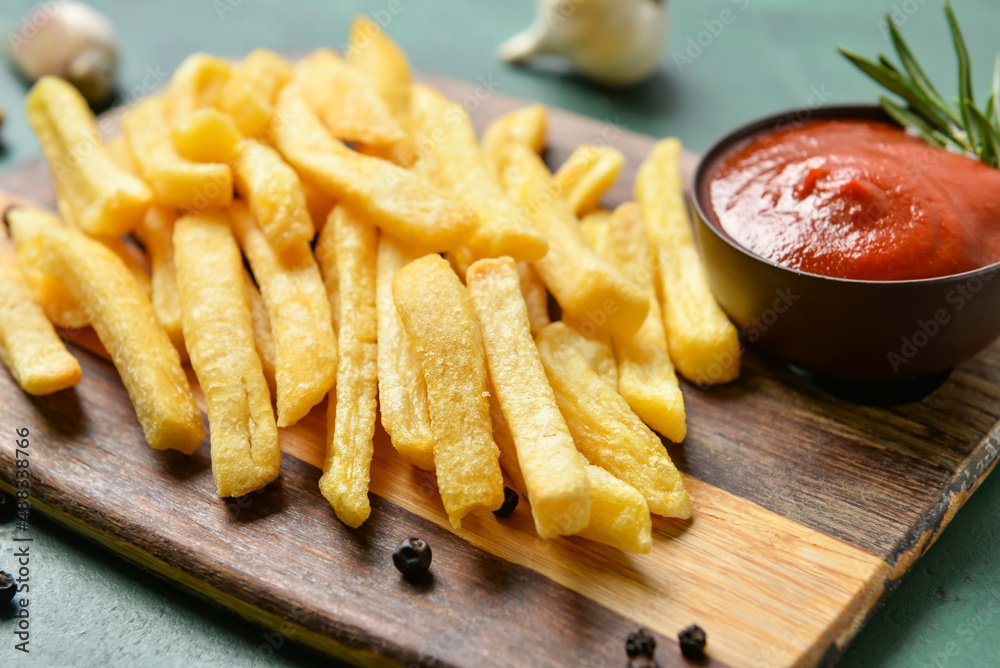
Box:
[691,103,1000,287]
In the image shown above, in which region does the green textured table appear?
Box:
[1,1,999,666]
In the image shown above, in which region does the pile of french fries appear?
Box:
[0,17,741,554]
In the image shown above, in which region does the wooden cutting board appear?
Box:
[1,75,999,668]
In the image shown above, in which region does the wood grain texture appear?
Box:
[0,74,998,667]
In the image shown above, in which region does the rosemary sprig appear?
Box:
[838,1,999,167]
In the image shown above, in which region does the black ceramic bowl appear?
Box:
[691,105,1000,383]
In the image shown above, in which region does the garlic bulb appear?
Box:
[7,2,118,106]
[499,0,667,87]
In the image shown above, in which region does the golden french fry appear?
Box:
[553,144,625,216]
[171,108,243,164]
[174,211,280,497]
[636,138,740,385]
[482,104,547,158]
[233,139,314,251]
[215,48,293,137]
[583,202,686,442]
[102,236,152,298]
[376,235,434,470]
[491,140,647,338]
[467,257,590,538]
[347,16,415,166]
[295,49,404,147]
[273,86,476,252]
[580,208,612,229]
[243,271,276,394]
[229,201,337,427]
[392,254,504,528]
[559,316,619,389]
[104,135,138,175]
[134,205,185,357]
[315,206,378,527]
[516,261,550,335]
[0,222,81,395]
[9,207,203,453]
[124,96,233,210]
[411,85,547,262]
[537,322,691,518]
[300,176,337,234]
[166,54,232,118]
[25,77,153,236]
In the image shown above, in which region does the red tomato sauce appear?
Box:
[705,119,1000,280]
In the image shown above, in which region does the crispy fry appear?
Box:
[411,85,547,262]
[273,86,476,252]
[300,176,337,234]
[171,108,243,164]
[295,49,404,147]
[536,322,691,518]
[580,208,612,229]
[0,221,81,395]
[166,54,232,119]
[124,96,233,211]
[392,254,504,527]
[516,261,550,335]
[134,205,185,357]
[467,257,590,538]
[104,135,138,175]
[347,16,415,166]
[243,271,276,394]
[216,48,293,137]
[229,201,337,427]
[9,207,203,453]
[174,211,280,497]
[559,316,618,389]
[583,202,686,442]
[25,76,153,236]
[636,138,740,385]
[482,105,547,159]
[491,140,647,338]
[376,235,434,470]
[233,139,314,251]
[553,144,625,216]
[315,206,378,527]
[102,236,152,298]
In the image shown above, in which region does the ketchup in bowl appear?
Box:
[705,119,1000,281]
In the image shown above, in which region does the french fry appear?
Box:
[134,205,185,357]
[123,96,233,210]
[233,139,314,251]
[300,176,337,234]
[273,86,476,252]
[229,201,337,427]
[8,207,204,453]
[102,236,152,299]
[0,221,81,395]
[635,138,740,385]
[243,271,276,394]
[25,76,153,236]
[295,49,404,147]
[467,257,590,538]
[171,108,243,164]
[583,202,686,442]
[559,316,619,389]
[166,54,232,119]
[215,48,293,137]
[392,254,504,527]
[516,261,550,335]
[536,322,691,518]
[482,105,547,159]
[104,135,138,175]
[315,206,378,528]
[491,140,647,338]
[174,211,280,497]
[347,16,415,166]
[376,236,434,470]
[553,144,625,216]
[410,85,547,262]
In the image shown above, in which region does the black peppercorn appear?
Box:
[0,571,16,605]
[0,491,15,522]
[626,627,657,658]
[492,486,519,518]
[678,624,707,659]
[392,537,432,580]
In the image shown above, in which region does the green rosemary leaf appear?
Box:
[879,97,948,148]
[878,54,903,77]
[965,101,1000,167]
[945,2,977,148]
[993,54,1000,132]
[887,15,957,122]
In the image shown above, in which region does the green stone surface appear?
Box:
[0,1,998,666]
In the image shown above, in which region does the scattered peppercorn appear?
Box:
[392,537,432,580]
[0,491,15,522]
[678,624,707,660]
[628,657,657,668]
[0,571,16,605]
[626,627,657,658]
[492,486,519,518]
